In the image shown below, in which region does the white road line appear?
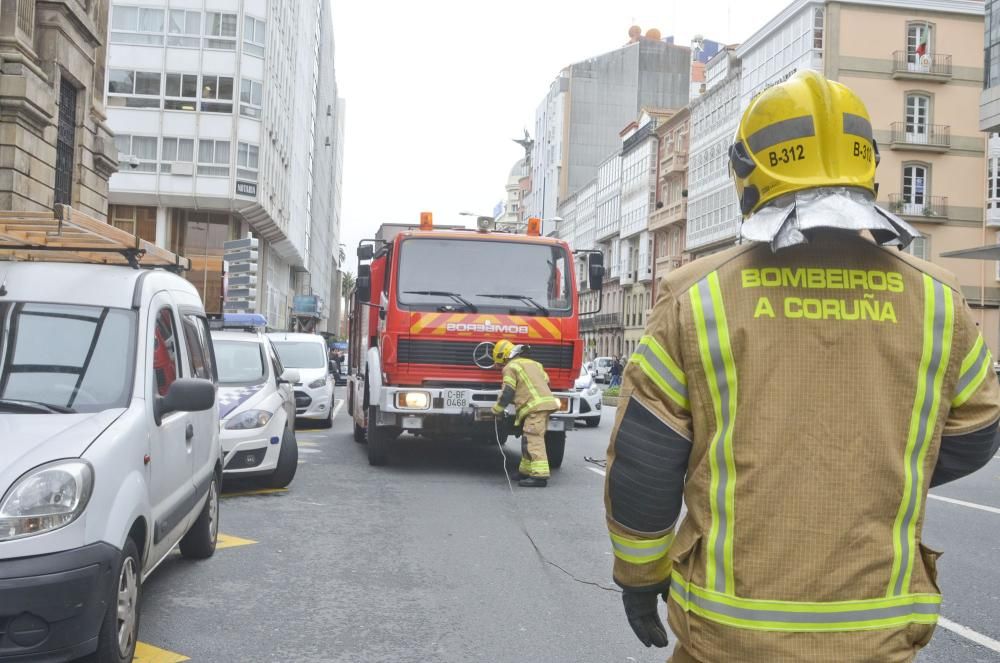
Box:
[927,494,1000,515]
[587,467,606,477]
[938,617,1000,654]
[331,398,344,422]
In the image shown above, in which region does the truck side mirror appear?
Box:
[357,244,374,261]
[588,253,605,292]
[357,264,371,301]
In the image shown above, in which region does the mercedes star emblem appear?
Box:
[473,341,496,369]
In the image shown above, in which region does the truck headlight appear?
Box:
[308,378,327,389]
[557,397,571,412]
[0,460,93,541]
[225,409,273,430]
[396,391,430,410]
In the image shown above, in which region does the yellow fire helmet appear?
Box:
[493,339,515,366]
[729,70,879,217]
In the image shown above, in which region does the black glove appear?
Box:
[622,590,670,648]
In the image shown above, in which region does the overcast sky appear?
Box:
[331,0,793,273]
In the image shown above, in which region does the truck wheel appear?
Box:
[366,406,389,466]
[268,428,299,488]
[545,431,566,469]
[180,473,219,559]
[93,537,141,663]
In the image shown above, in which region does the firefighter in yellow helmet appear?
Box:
[606,70,1000,662]
[491,339,560,487]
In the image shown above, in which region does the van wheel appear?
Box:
[545,431,566,469]
[93,538,141,663]
[268,429,299,488]
[180,475,219,559]
[367,406,389,466]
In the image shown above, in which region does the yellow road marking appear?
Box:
[221,488,288,498]
[298,440,319,447]
[216,533,257,550]
[134,642,189,663]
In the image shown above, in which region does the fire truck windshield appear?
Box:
[397,238,572,316]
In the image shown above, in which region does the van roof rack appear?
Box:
[0,205,190,272]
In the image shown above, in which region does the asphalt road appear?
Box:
[125,399,1000,663]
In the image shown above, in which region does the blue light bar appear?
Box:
[223,313,268,328]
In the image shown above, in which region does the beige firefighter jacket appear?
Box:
[496,356,559,425]
[604,230,1000,662]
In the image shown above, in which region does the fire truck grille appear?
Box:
[398,339,574,369]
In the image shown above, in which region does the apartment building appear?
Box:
[105,0,343,330]
[650,107,691,298]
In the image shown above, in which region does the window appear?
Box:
[907,22,932,68]
[111,205,157,241]
[244,16,266,57]
[902,164,928,214]
[110,6,164,45]
[813,8,824,50]
[905,94,930,142]
[205,11,238,49]
[160,137,195,173]
[168,9,200,47]
[182,315,215,382]
[107,69,161,108]
[198,139,230,176]
[55,79,76,207]
[201,75,234,113]
[153,308,180,397]
[237,142,260,180]
[164,73,198,111]
[989,157,1000,208]
[114,134,158,172]
[240,78,263,118]
[905,235,930,261]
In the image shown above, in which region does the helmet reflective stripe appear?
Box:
[843,113,873,141]
[746,116,815,154]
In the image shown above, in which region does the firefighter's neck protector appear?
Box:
[740,186,921,252]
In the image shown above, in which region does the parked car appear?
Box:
[0,261,221,663]
[575,364,602,428]
[269,332,335,427]
[593,356,614,383]
[212,330,299,487]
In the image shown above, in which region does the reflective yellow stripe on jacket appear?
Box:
[690,271,738,596]
[511,360,559,424]
[953,333,992,408]
[630,335,689,411]
[888,275,953,597]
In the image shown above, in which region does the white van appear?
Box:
[268,333,335,426]
[0,226,221,662]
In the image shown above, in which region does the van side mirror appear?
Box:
[588,253,605,292]
[279,369,300,385]
[155,378,216,426]
[357,264,371,301]
[357,244,374,261]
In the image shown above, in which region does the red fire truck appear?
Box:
[347,214,604,466]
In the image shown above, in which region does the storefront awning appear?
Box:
[940,245,1000,261]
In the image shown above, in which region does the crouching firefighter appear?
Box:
[605,70,1000,662]
[491,339,560,487]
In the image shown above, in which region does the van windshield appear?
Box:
[0,302,136,413]
[213,340,266,384]
[272,342,326,369]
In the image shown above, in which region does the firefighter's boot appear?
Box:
[518,476,548,488]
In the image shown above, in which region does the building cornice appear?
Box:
[737,0,982,57]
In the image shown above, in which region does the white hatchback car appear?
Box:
[268,333,335,427]
[575,364,602,427]
[212,330,299,487]
[0,260,220,663]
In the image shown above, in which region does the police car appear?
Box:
[211,315,299,487]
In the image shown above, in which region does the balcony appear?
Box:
[580,312,623,332]
[891,51,952,82]
[888,122,950,152]
[660,150,688,176]
[887,194,948,221]
[987,205,1000,229]
[650,199,686,232]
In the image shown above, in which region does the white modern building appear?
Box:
[685,47,742,256]
[106,0,343,331]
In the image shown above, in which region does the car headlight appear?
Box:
[308,378,326,389]
[0,460,93,542]
[225,409,273,430]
